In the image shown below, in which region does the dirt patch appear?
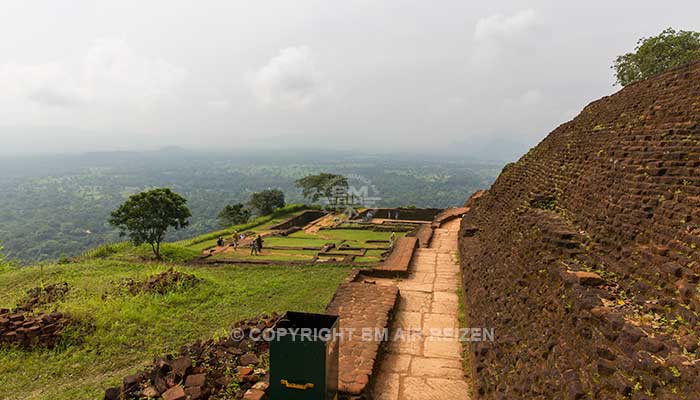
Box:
[121,269,201,295]
[106,313,280,400]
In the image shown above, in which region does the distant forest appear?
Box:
[0,149,502,263]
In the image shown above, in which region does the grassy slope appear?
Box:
[0,205,406,398]
[0,260,349,399]
[179,204,312,253]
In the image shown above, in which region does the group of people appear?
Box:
[230,232,245,250]
[216,232,264,255]
[249,234,264,255]
[388,210,401,219]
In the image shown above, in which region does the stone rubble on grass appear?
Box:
[122,268,201,295]
[17,282,70,311]
[105,313,279,400]
[0,308,75,349]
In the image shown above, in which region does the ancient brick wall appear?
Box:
[354,208,442,221]
[269,210,326,230]
[459,62,700,399]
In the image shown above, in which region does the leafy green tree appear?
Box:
[249,189,285,215]
[295,173,349,204]
[613,28,700,86]
[109,188,191,259]
[218,203,251,227]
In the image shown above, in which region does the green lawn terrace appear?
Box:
[195,207,440,266]
[0,260,352,400]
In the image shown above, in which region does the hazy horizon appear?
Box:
[1,1,699,157]
[0,141,525,163]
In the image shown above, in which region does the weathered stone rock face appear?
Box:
[459,62,700,399]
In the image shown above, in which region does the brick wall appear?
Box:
[269,210,326,230]
[459,62,700,399]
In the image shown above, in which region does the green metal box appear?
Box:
[270,311,339,400]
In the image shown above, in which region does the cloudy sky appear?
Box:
[0,1,698,159]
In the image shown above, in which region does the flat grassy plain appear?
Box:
[0,260,350,400]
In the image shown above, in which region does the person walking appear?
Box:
[250,239,258,255]
[231,234,239,250]
[255,235,264,253]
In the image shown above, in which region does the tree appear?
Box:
[295,173,349,205]
[249,189,285,216]
[218,203,251,227]
[109,188,191,259]
[613,28,700,86]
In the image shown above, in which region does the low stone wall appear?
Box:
[431,207,469,228]
[354,208,442,222]
[413,224,434,248]
[269,210,326,230]
[326,282,400,399]
[370,237,418,277]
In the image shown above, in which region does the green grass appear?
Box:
[0,259,350,400]
[208,229,400,263]
[206,224,402,264]
[210,248,320,261]
[82,242,200,263]
[314,229,404,243]
[262,236,330,248]
[180,204,312,252]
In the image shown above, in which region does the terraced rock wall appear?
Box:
[459,62,700,399]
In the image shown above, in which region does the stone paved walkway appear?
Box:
[371,219,470,399]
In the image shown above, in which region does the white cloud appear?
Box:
[206,99,232,110]
[0,39,186,109]
[0,62,86,107]
[249,46,328,107]
[474,9,541,43]
[519,89,542,106]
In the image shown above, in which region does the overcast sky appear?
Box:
[0,1,698,159]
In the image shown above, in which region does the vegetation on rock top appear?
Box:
[613,27,700,86]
